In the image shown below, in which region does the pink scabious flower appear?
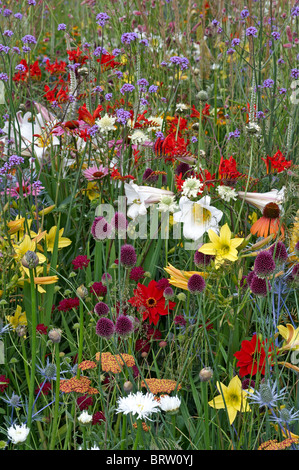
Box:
[82,165,109,181]
[4,179,44,199]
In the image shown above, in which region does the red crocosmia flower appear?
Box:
[67,47,88,65]
[219,155,243,182]
[45,58,67,75]
[97,53,121,72]
[129,280,175,326]
[261,149,292,174]
[111,167,135,181]
[13,59,41,82]
[190,103,210,119]
[234,334,275,377]
[78,103,103,126]
[44,83,69,104]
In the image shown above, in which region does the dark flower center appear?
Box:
[263,202,280,219]
[146,297,157,308]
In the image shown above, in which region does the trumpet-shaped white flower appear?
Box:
[7,423,30,444]
[124,181,174,219]
[116,391,160,421]
[173,195,223,241]
[237,187,285,213]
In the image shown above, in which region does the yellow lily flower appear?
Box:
[6,305,27,330]
[208,375,250,425]
[198,223,244,269]
[7,217,26,235]
[164,264,208,290]
[13,234,46,265]
[277,324,299,351]
[45,226,72,252]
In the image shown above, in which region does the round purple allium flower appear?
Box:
[187,274,206,294]
[120,244,137,268]
[101,273,112,285]
[268,242,288,264]
[246,271,255,288]
[91,216,113,240]
[111,212,128,233]
[115,315,134,337]
[254,250,276,278]
[58,23,66,31]
[246,26,258,37]
[175,162,191,177]
[129,266,145,282]
[163,286,174,300]
[142,168,158,183]
[95,317,115,338]
[194,250,213,268]
[94,301,109,317]
[250,274,271,297]
[291,264,299,282]
[242,378,255,390]
[120,83,135,95]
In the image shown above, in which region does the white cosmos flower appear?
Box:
[96,114,116,133]
[7,423,30,444]
[158,395,181,413]
[116,391,160,421]
[173,195,223,241]
[182,176,203,198]
[216,185,237,202]
[124,181,174,219]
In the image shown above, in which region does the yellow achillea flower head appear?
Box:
[198,223,244,269]
[208,375,250,425]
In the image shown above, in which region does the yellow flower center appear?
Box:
[192,205,211,226]
[218,244,230,256]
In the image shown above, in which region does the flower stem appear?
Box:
[26,269,37,432]
[49,342,61,450]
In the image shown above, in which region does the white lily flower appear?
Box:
[124,181,174,219]
[237,187,285,212]
[173,195,223,241]
[1,103,59,162]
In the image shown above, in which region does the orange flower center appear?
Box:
[146,297,157,308]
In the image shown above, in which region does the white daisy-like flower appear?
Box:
[7,423,30,444]
[78,410,93,424]
[182,176,203,198]
[158,395,181,413]
[173,195,223,241]
[96,114,116,133]
[130,129,148,144]
[216,185,238,202]
[116,391,160,421]
[157,195,178,213]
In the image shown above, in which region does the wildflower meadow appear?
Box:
[0,0,299,454]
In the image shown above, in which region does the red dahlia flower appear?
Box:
[234,334,275,377]
[129,280,175,326]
